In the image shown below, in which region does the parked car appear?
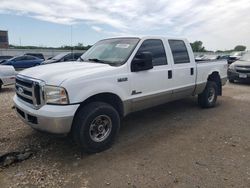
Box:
[228,51,246,64]
[2,55,43,69]
[14,36,227,153]
[228,52,250,83]
[24,53,45,60]
[217,55,230,61]
[0,55,13,64]
[195,54,219,61]
[42,52,83,65]
[0,65,16,90]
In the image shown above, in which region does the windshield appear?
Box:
[52,52,69,60]
[80,38,140,65]
[240,53,250,61]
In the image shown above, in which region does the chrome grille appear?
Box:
[236,66,250,74]
[15,75,44,109]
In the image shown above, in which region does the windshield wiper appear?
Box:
[88,58,105,63]
[88,58,109,64]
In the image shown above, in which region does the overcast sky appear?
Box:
[0,0,249,50]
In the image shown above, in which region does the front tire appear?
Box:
[229,79,234,83]
[72,102,120,153]
[198,81,218,108]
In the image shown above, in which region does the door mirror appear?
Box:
[131,52,153,72]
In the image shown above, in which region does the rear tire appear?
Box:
[72,102,120,153]
[198,81,218,108]
[229,79,234,83]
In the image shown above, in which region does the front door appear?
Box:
[129,39,173,112]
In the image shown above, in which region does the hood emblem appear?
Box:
[17,87,24,94]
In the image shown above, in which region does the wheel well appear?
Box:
[77,93,124,118]
[207,72,222,95]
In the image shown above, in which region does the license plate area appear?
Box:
[239,73,247,78]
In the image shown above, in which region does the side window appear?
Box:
[64,54,73,61]
[169,40,190,64]
[26,56,36,60]
[136,39,167,66]
[15,57,25,61]
[74,53,82,59]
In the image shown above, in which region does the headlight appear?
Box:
[229,64,235,70]
[44,85,69,104]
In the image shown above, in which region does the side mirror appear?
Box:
[131,52,153,72]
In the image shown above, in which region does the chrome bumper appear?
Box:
[13,95,79,134]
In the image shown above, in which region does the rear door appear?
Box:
[168,40,196,98]
[130,39,173,112]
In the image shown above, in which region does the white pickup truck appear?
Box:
[0,65,16,90]
[14,36,227,153]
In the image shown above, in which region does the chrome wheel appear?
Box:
[89,115,112,142]
[208,87,215,103]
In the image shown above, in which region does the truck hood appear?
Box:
[19,62,114,85]
[233,60,250,66]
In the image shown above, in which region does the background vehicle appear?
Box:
[14,36,227,153]
[42,52,83,65]
[24,53,45,60]
[228,51,246,64]
[0,65,16,90]
[195,54,219,61]
[2,55,43,69]
[228,52,250,83]
[0,55,13,64]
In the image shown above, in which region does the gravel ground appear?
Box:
[0,82,250,188]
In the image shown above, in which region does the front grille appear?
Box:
[236,66,250,74]
[15,75,44,108]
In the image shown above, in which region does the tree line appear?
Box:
[190,41,247,53]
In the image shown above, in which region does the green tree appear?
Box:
[190,41,206,52]
[234,45,246,51]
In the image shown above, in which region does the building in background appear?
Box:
[0,30,9,48]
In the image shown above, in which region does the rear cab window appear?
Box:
[169,40,190,64]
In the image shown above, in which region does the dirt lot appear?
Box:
[0,82,250,188]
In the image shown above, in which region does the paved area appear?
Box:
[0,82,250,188]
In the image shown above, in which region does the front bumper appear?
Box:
[227,70,250,81]
[14,95,79,134]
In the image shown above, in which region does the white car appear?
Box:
[0,65,16,90]
[13,36,228,153]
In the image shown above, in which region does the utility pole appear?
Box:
[71,25,73,53]
[19,37,22,47]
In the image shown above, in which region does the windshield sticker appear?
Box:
[115,44,130,48]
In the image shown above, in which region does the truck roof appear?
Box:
[102,36,188,41]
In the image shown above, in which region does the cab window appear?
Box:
[169,40,190,64]
[136,39,167,66]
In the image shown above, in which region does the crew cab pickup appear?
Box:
[13,36,227,153]
[0,65,16,90]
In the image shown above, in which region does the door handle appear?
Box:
[190,68,194,75]
[168,70,172,79]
